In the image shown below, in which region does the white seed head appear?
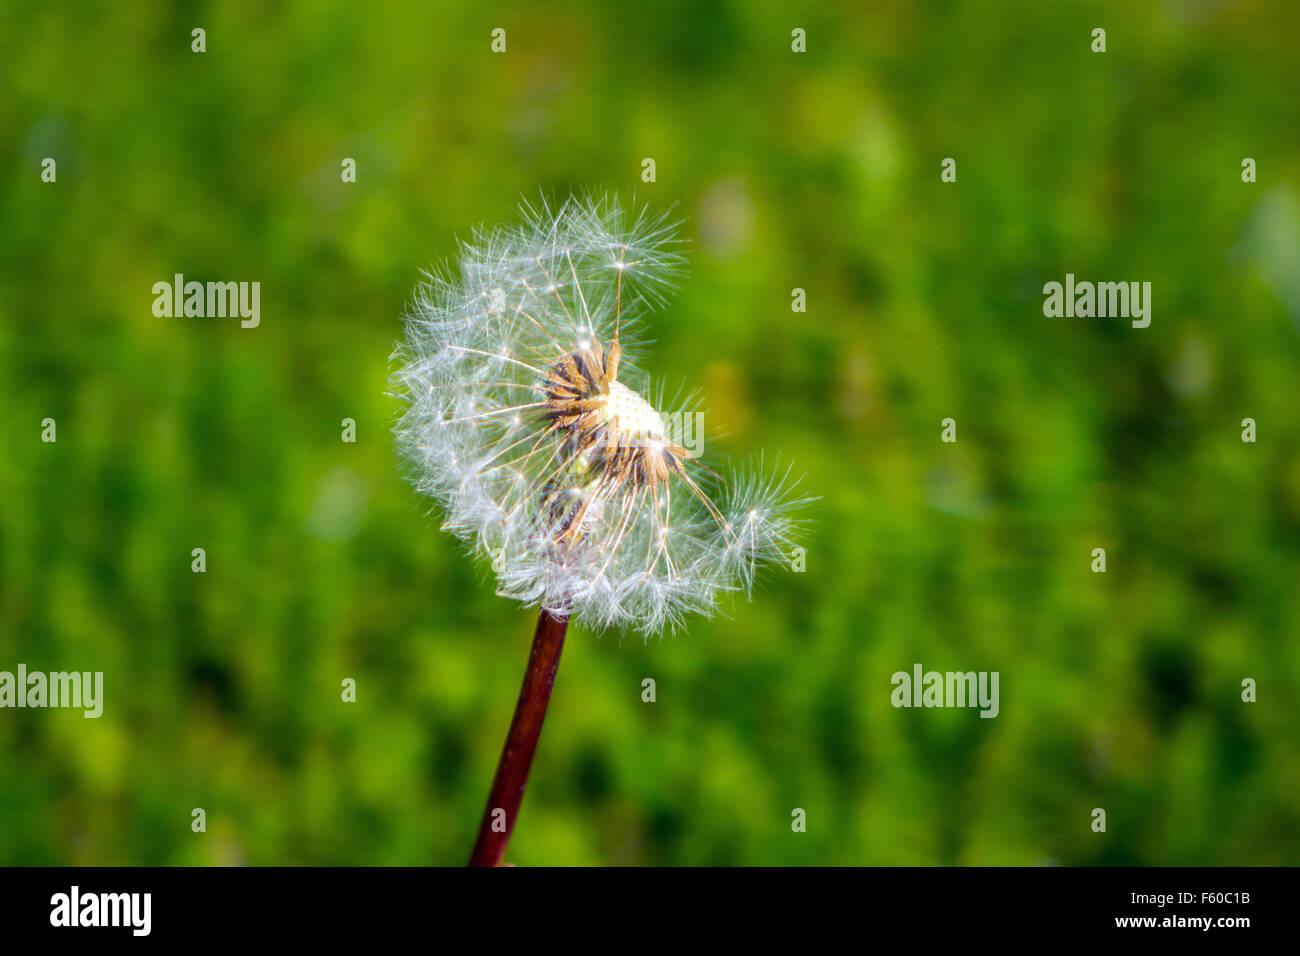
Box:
[391,194,809,635]
[604,380,665,443]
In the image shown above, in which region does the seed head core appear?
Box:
[604,380,665,445]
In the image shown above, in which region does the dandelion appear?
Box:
[391,194,809,865]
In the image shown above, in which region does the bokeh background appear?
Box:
[2,0,1299,865]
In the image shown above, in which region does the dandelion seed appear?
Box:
[390,194,811,865]
[392,193,809,635]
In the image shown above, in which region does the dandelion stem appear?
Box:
[467,607,569,866]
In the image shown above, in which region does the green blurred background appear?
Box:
[2,0,1298,865]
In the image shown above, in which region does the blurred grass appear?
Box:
[1,0,1298,865]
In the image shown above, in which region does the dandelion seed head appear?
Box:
[392,193,809,634]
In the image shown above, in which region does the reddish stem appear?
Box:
[467,607,569,866]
